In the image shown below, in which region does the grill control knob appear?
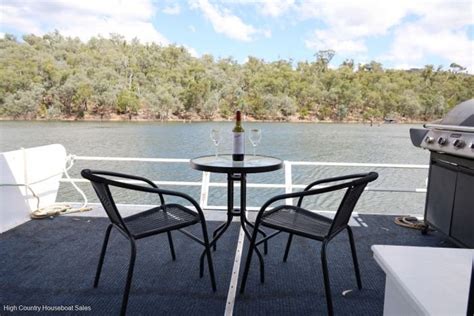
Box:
[470,142,474,149]
[453,139,465,148]
[437,137,447,146]
[424,136,435,144]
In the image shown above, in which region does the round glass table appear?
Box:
[191,154,283,276]
[191,154,283,174]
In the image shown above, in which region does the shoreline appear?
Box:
[0,116,428,124]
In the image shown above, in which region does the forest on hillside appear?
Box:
[0,32,472,122]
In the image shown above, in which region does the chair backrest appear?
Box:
[328,172,378,236]
[81,169,128,233]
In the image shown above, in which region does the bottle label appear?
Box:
[233,132,245,154]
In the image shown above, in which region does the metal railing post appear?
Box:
[200,171,210,209]
[284,161,293,205]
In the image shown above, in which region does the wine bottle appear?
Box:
[232,110,245,161]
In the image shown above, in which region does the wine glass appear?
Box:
[249,128,262,156]
[210,129,221,157]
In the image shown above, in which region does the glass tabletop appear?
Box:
[190,154,283,174]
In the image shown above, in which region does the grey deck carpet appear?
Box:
[0,215,454,315]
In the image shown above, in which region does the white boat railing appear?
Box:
[59,156,429,211]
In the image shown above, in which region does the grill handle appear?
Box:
[423,124,474,133]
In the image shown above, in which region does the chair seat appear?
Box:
[261,205,333,240]
[124,204,199,238]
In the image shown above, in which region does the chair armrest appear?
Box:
[297,173,369,207]
[146,187,207,222]
[98,176,206,221]
[255,181,353,223]
[302,173,370,192]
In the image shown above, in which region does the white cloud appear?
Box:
[162,4,181,15]
[183,45,199,58]
[409,0,473,31]
[189,25,196,33]
[258,0,295,17]
[377,0,473,72]
[300,0,411,54]
[298,0,411,36]
[298,0,473,71]
[384,24,473,72]
[190,0,266,42]
[305,30,367,55]
[262,28,272,38]
[0,0,169,44]
[1,4,44,35]
[392,63,421,71]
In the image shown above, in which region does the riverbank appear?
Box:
[0,113,428,124]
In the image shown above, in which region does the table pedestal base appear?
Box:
[199,173,267,282]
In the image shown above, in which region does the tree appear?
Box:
[201,91,220,119]
[449,63,466,73]
[116,89,139,119]
[1,84,44,119]
[144,85,183,120]
[315,50,335,71]
[399,90,422,117]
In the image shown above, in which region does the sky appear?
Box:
[1,0,473,72]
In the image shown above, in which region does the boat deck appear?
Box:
[0,211,454,315]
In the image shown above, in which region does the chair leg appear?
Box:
[166,231,176,261]
[94,224,113,288]
[347,226,362,289]
[204,243,217,292]
[200,218,232,278]
[259,227,268,255]
[244,219,268,255]
[321,240,334,316]
[120,238,137,316]
[283,233,294,262]
[201,222,217,291]
[212,221,227,251]
[199,249,205,278]
[239,222,260,294]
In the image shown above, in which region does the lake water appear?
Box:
[0,121,430,215]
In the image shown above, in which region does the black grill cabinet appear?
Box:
[425,152,474,247]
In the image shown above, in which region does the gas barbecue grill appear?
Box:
[410,99,474,248]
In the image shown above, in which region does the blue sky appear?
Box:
[1,0,473,71]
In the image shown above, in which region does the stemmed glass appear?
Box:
[210,129,221,157]
[249,128,262,156]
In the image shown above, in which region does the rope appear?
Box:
[394,216,428,230]
[63,154,89,209]
[0,152,92,219]
[30,154,92,219]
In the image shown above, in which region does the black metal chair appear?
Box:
[81,169,216,316]
[240,172,378,316]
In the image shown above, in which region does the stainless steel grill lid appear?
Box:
[440,99,474,127]
[410,98,474,159]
